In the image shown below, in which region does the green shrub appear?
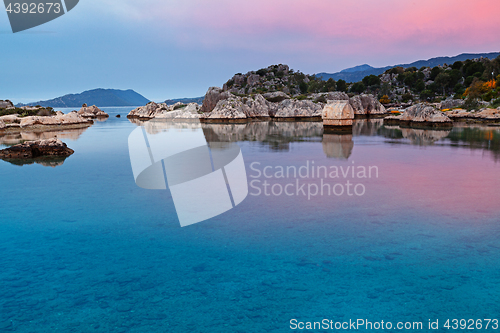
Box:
[173,104,187,110]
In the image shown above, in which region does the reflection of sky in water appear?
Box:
[0,115,499,332]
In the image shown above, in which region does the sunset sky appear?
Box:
[1,0,499,103]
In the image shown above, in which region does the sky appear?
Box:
[1,0,499,103]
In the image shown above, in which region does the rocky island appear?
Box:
[0,138,74,167]
[0,101,109,133]
[127,65,387,121]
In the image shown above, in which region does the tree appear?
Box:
[463,61,485,78]
[325,78,336,92]
[448,69,463,87]
[451,61,463,70]
[362,75,380,87]
[404,72,417,88]
[351,82,366,94]
[336,79,347,92]
[414,80,426,93]
[299,81,308,94]
[420,89,434,101]
[430,66,442,81]
[435,72,451,95]
[402,93,413,103]
[379,95,390,104]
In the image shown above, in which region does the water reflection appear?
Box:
[445,125,500,161]
[322,134,353,159]
[130,119,500,161]
[0,128,89,147]
[1,155,70,168]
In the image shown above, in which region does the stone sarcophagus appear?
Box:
[322,101,354,132]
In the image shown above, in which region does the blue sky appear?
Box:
[1,0,499,103]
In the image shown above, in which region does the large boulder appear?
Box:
[200,87,231,113]
[127,102,170,119]
[399,104,452,126]
[263,91,290,103]
[350,94,386,116]
[0,119,5,130]
[155,103,202,119]
[474,108,500,120]
[0,138,74,159]
[204,96,247,119]
[273,99,323,118]
[0,100,14,109]
[245,94,270,118]
[78,105,109,118]
[19,113,92,128]
[325,91,349,102]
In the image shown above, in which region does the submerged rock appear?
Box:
[0,138,74,159]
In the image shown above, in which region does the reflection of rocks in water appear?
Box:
[446,126,500,161]
[322,134,353,159]
[352,119,384,136]
[0,127,88,146]
[202,121,324,151]
[401,128,451,146]
[2,155,69,168]
[134,119,202,135]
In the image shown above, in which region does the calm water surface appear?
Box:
[0,107,499,332]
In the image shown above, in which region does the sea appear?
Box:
[0,106,499,332]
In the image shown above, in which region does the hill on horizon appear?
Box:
[17,88,150,108]
[317,52,500,83]
[164,96,204,105]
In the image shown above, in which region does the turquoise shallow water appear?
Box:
[0,108,499,332]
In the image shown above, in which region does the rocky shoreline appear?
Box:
[0,104,109,133]
[127,89,387,122]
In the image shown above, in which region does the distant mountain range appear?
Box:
[164,96,204,105]
[317,52,500,83]
[17,88,150,108]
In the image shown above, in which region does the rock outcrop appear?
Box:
[0,100,14,109]
[204,96,248,120]
[0,138,74,159]
[78,105,109,118]
[155,103,202,119]
[127,102,169,119]
[350,94,386,116]
[0,112,93,131]
[438,98,465,110]
[128,102,204,119]
[200,87,232,113]
[386,104,452,127]
[273,99,322,118]
[19,112,93,128]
